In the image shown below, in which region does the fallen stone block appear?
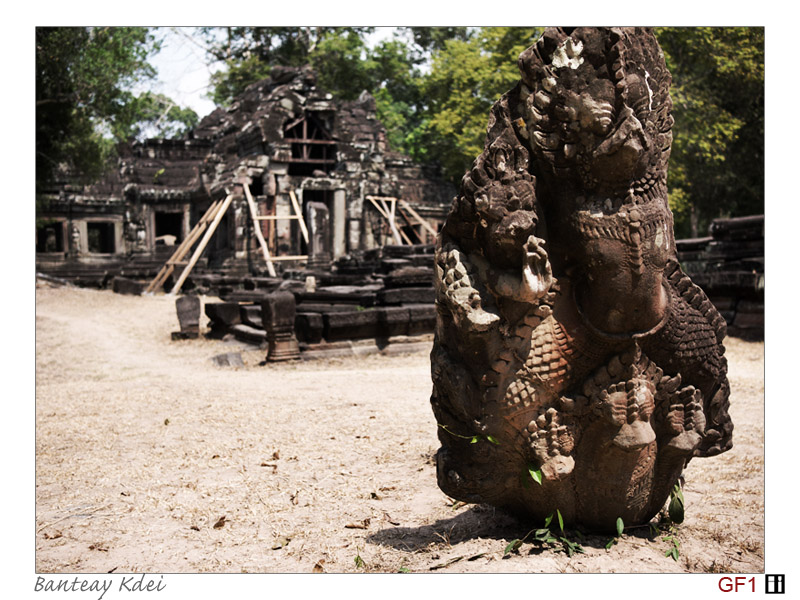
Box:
[205,302,242,326]
[323,309,381,342]
[376,306,410,338]
[378,287,434,306]
[210,352,245,367]
[171,331,200,340]
[240,304,263,328]
[112,276,144,295]
[230,324,268,346]
[407,303,437,335]
[295,312,324,344]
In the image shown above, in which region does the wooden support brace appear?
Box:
[399,200,438,237]
[397,205,426,244]
[288,189,309,245]
[145,198,222,294]
[243,182,277,277]
[168,194,234,296]
[268,255,309,261]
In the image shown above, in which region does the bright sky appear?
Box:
[145,27,222,119]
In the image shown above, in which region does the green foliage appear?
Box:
[200,27,375,105]
[418,27,543,182]
[208,54,272,107]
[311,30,374,101]
[503,511,584,558]
[409,27,470,54]
[654,483,685,562]
[605,517,625,549]
[37,27,153,192]
[655,27,764,236]
[528,467,543,486]
[49,26,757,241]
[437,423,499,445]
[663,532,680,562]
[668,482,685,524]
[36,27,197,197]
[121,92,199,140]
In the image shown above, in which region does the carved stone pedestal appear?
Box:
[172,295,201,340]
[261,292,300,361]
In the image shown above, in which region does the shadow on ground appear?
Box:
[368,503,664,555]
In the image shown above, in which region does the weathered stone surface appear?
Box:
[261,292,300,361]
[111,275,144,295]
[295,312,324,344]
[430,27,732,532]
[294,302,363,313]
[230,323,268,345]
[676,214,763,341]
[378,287,435,306]
[407,304,437,336]
[240,304,264,329]
[323,309,381,342]
[175,295,201,334]
[384,266,434,288]
[210,352,245,367]
[299,286,379,307]
[171,331,199,340]
[204,302,238,338]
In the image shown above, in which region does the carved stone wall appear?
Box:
[430,27,732,532]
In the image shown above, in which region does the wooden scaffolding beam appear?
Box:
[366,195,438,245]
[147,185,315,295]
[243,182,277,277]
[168,194,234,296]
[144,198,224,294]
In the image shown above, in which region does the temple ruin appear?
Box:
[35,66,455,285]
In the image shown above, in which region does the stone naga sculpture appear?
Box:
[430,27,733,532]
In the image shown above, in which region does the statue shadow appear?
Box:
[367,504,661,553]
[367,504,531,553]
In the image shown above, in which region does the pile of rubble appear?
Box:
[172,244,437,360]
[676,214,764,340]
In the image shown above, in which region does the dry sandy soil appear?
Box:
[34,282,764,575]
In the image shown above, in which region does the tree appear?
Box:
[201,27,375,106]
[36,27,198,198]
[197,26,764,237]
[655,27,764,237]
[416,27,542,181]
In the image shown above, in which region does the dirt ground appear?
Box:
[34,282,764,574]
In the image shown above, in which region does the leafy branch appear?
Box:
[437,423,499,445]
[504,509,584,558]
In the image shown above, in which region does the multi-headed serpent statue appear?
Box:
[430,27,733,532]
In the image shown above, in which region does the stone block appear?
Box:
[261,292,300,361]
[407,304,437,335]
[111,276,144,295]
[295,312,324,344]
[376,307,410,338]
[175,295,201,335]
[323,309,380,342]
[210,352,245,367]
[240,305,263,329]
[205,302,241,326]
[378,287,434,306]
